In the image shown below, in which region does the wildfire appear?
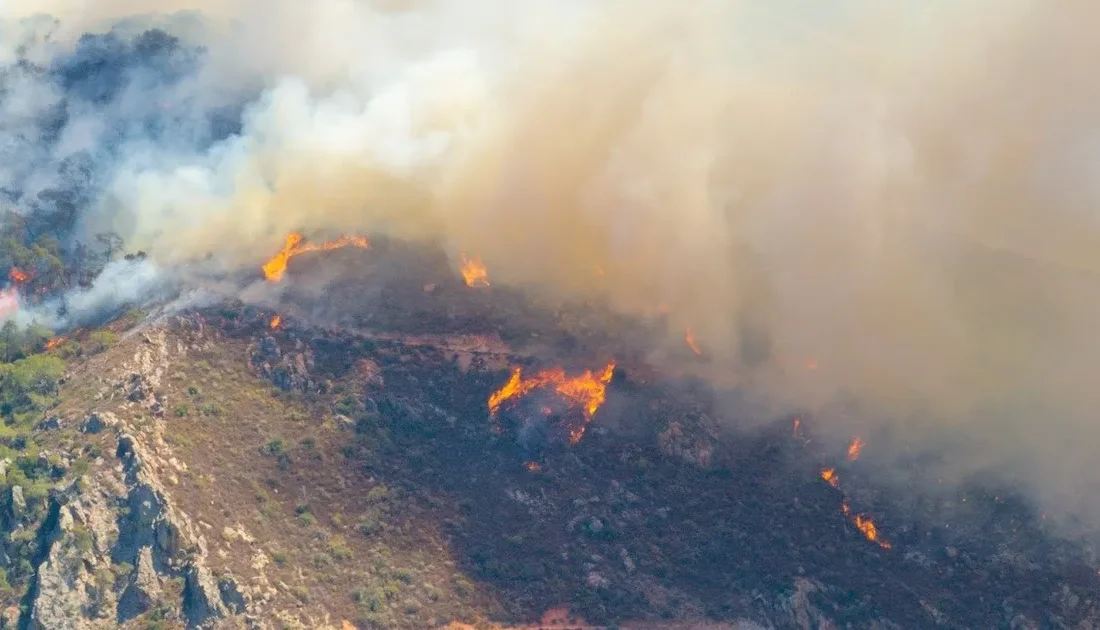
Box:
[7,268,29,285]
[820,467,839,488]
[488,361,616,444]
[460,253,489,288]
[525,461,542,472]
[684,328,702,355]
[847,436,864,461]
[45,337,66,351]
[269,315,282,329]
[261,233,370,282]
[842,504,891,549]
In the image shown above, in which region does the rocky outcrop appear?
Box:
[80,411,118,435]
[248,335,321,393]
[117,546,160,621]
[21,401,247,628]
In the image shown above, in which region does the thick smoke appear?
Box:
[5,0,1100,529]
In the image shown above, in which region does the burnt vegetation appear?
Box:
[0,22,1095,630]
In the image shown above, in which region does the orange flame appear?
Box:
[460,253,489,288]
[684,328,702,355]
[45,337,66,351]
[525,461,542,472]
[842,503,891,549]
[847,436,864,461]
[269,315,282,329]
[792,417,802,437]
[262,233,370,282]
[7,268,29,285]
[821,468,839,488]
[488,361,616,444]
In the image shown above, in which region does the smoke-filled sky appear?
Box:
[5,0,1100,530]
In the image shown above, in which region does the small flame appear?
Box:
[8,268,29,285]
[460,253,490,288]
[525,461,542,472]
[684,328,702,355]
[262,233,370,282]
[792,417,802,437]
[45,337,66,351]
[842,503,891,549]
[269,315,282,329]
[488,361,616,444]
[847,437,864,461]
[821,468,839,488]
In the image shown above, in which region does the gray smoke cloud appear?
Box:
[4,0,1100,531]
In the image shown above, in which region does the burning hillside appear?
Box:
[2,2,1100,629]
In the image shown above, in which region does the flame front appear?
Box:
[842,504,891,549]
[8,268,29,285]
[847,437,864,461]
[684,328,702,355]
[269,315,282,329]
[45,337,65,351]
[460,254,489,288]
[821,467,839,488]
[488,361,616,444]
[262,233,370,282]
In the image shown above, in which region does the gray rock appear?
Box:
[36,416,63,431]
[218,574,247,614]
[118,547,160,622]
[182,565,228,627]
[81,412,118,435]
[586,571,610,590]
[9,486,25,521]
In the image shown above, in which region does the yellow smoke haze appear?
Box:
[11,0,1100,526]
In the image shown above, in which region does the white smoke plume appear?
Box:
[4,0,1100,530]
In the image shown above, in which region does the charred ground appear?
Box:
[0,243,1096,629]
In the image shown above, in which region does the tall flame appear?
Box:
[488,361,616,444]
[460,253,490,288]
[847,436,865,461]
[261,233,370,282]
[684,328,702,355]
[842,504,891,549]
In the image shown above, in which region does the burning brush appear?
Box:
[262,233,370,283]
[460,253,490,288]
[488,361,616,457]
[816,436,892,549]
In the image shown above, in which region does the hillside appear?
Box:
[0,245,1091,630]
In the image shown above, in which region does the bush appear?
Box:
[260,439,285,456]
[85,330,118,353]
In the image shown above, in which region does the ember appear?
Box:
[7,267,29,285]
[460,253,489,288]
[684,328,702,355]
[847,436,864,461]
[269,315,282,329]
[488,361,616,444]
[262,233,369,282]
